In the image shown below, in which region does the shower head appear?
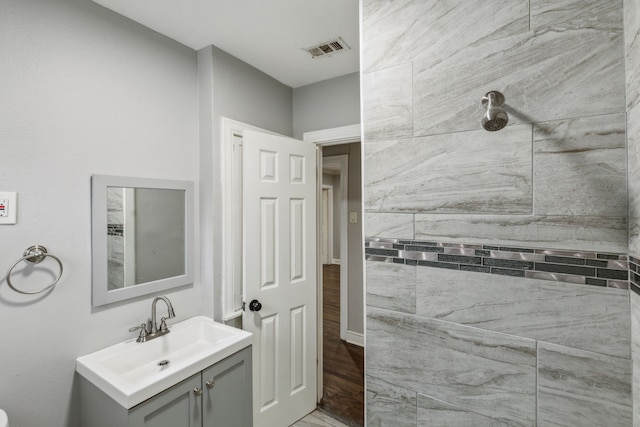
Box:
[481,91,508,132]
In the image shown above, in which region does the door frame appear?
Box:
[321,184,334,265]
[220,118,281,322]
[302,124,361,402]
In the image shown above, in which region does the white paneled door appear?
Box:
[242,130,317,427]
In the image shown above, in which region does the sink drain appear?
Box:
[158,360,170,367]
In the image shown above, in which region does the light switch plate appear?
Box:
[0,192,17,224]
[349,211,358,223]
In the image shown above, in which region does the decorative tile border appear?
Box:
[365,238,629,290]
[628,256,640,295]
[107,224,124,237]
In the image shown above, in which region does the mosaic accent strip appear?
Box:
[107,224,124,237]
[366,238,629,290]
[628,256,640,295]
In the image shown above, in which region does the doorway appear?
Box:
[220,119,364,426]
[317,141,365,426]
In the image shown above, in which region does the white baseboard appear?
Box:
[331,258,341,265]
[345,330,364,347]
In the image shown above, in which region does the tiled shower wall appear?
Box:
[626,0,640,424]
[362,1,634,426]
[106,187,125,290]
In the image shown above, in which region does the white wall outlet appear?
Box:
[0,192,17,224]
[349,211,358,223]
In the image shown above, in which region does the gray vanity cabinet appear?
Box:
[202,346,253,426]
[129,373,202,427]
[79,346,252,427]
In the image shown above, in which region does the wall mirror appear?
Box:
[91,175,194,306]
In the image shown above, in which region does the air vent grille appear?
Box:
[305,37,350,58]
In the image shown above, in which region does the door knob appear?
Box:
[249,299,262,312]
[206,380,215,390]
[193,387,203,397]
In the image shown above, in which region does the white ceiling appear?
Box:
[92,0,360,88]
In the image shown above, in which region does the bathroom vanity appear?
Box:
[76,316,253,427]
[79,346,251,427]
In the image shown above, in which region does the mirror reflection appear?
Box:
[92,175,194,307]
[107,187,186,290]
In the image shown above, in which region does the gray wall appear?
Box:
[363,1,633,426]
[0,1,200,426]
[293,72,360,139]
[625,0,640,423]
[197,46,293,322]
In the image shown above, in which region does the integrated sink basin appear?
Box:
[76,316,252,408]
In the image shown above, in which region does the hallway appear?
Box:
[318,264,364,426]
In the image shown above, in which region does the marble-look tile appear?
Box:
[364,212,414,239]
[366,261,416,314]
[630,220,640,260]
[629,103,640,227]
[537,342,632,427]
[289,410,350,427]
[364,125,532,214]
[107,187,124,224]
[631,291,640,427]
[530,0,623,32]
[366,306,536,427]
[625,0,640,110]
[415,267,630,358]
[362,0,529,73]
[417,394,513,427]
[362,63,412,142]
[366,375,417,427]
[414,214,628,253]
[413,28,625,136]
[533,113,627,217]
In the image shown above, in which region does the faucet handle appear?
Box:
[159,317,170,333]
[129,323,149,342]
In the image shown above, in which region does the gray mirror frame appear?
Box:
[91,175,195,306]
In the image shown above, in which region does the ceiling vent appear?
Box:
[305,37,350,59]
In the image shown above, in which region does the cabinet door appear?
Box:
[202,346,252,427]
[129,373,202,427]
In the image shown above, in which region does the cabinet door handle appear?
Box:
[193,387,203,397]
[206,380,215,390]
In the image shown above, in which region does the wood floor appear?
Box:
[318,264,364,427]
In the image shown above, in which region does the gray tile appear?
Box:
[415,268,631,358]
[364,125,532,214]
[530,0,623,32]
[289,411,350,427]
[366,261,416,314]
[362,63,412,142]
[533,114,627,217]
[364,212,414,239]
[414,214,628,254]
[537,342,632,427]
[362,0,529,73]
[417,394,512,427]
[631,292,640,427]
[628,103,640,228]
[625,0,640,110]
[366,306,536,427]
[413,28,625,136]
[366,375,417,427]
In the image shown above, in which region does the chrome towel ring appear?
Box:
[5,245,63,294]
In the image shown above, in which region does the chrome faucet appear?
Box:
[129,295,176,342]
